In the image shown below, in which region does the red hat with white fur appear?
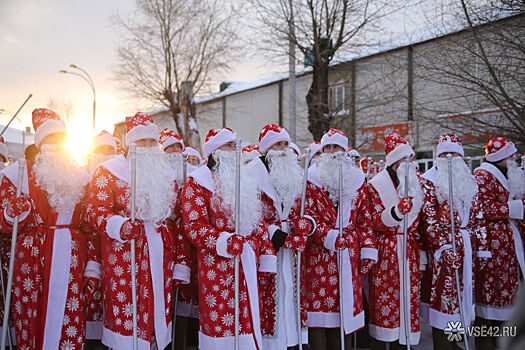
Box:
[125,112,159,145]
[321,128,348,152]
[307,141,322,158]
[160,128,184,151]
[184,146,204,164]
[360,157,376,174]
[92,130,117,153]
[0,137,8,162]
[32,108,67,148]
[485,137,517,162]
[436,133,464,157]
[384,132,414,166]
[258,124,291,154]
[204,127,236,157]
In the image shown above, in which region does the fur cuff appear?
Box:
[216,232,235,258]
[84,261,102,279]
[4,206,30,224]
[259,255,277,273]
[434,244,452,262]
[361,247,378,261]
[476,251,492,258]
[173,264,191,284]
[268,224,280,240]
[303,214,317,236]
[324,229,340,252]
[106,215,129,243]
[508,200,524,220]
[381,206,401,228]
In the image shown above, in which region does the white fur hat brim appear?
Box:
[93,133,117,151]
[436,141,464,157]
[485,141,517,162]
[260,129,291,154]
[35,119,67,148]
[161,136,184,151]
[321,133,348,152]
[204,129,236,157]
[125,123,160,146]
[385,143,414,166]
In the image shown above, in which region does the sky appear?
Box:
[0,0,451,154]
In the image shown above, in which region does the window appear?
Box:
[329,84,350,114]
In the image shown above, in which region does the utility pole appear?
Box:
[288,0,296,142]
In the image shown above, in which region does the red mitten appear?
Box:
[335,235,347,250]
[83,276,99,300]
[6,195,31,217]
[120,219,145,240]
[442,249,461,269]
[284,234,308,252]
[227,234,245,256]
[396,197,413,215]
[292,217,313,236]
[359,258,375,275]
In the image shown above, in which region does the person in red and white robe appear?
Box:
[85,112,190,349]
[242,144,261,166]
[184,147,204,168]
[305,128,377,350]
[181,127,276,350]
[247,124,316,350]
[160,128,186,187]
[367,132,440,349]
[0,108,92,349]
[473,137,524,350]
[84,130,119,346]
[422,134,490,349]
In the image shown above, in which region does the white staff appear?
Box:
[337,153,345,349]
[234,138,242,350]
[1,159,26,349]
[401,155,411,349]
[171,152,188,350]
[130,144,138,350]
[0,252,14,349]
[296,148,311,350]
[447,154,470,350]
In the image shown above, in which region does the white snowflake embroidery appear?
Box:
[65,325,77,337]
[67,297,79,312]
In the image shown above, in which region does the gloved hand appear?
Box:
[173,279,183,289]
[83,276,99,300]
[442,249,461,269]
[359,258,375,275]
[477,257,489,271]
[120,219,145,240]
[284,234,308,252]
[6,195,31,217]
[227,234,245,257]
[292,217,313,236]
[396,197,413,215]
[335,235,348,250]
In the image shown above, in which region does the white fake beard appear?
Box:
[507,159,525,200]
[33,144,89,209]
[317,152,358,205]
[396,161,424,210]
[212,150,262,234]
[267,148,303,210]
[129,146,176,222]
[165,152,184,185]
[435,157,478,213]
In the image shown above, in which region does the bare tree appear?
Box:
[47,97,75,125]
[413,0,525,148]
[249,0,405,140]
[112,0,243,149]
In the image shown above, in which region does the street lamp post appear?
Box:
[59,64,96,132]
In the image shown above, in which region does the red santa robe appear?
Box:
[423,165,490,329]
[367,169,439,345]
[305,163,377,334]
[181,165,276,350]
[247,157,315,348]
[0,160,91,350]
[473,162,525,320]
[85,154,191,349]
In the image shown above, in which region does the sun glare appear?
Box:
[65,121,93,165]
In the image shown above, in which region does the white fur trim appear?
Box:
[259,254,277,273]
[381,206,400,228]
[35,119,66,147]
[161,136,184,151]
[86,321,103,340]
[173,264,191,284]
[307,311,364,335]
[216,231,235,258]
[260,128,291,154]
[420,251,428,265]
[433,244,453,262]
[508,199,524,220]
[198,331,257,350]
[429,308,463,330]
[105,215,129,243]
[309,143,322,158]
[303,214,317,236]
[102,324,155,350]
[323,229,340,252]
[4,206,30,223]
[385,143,414,166]
[125,123,160,145]
[475,304,514,321]
[204,128,236,157]
[0,143,7,161]
[361,247,378,261]
[369,323,420,345]
[321,133,348,152]
[189,164,215,193]
[476,251,492,258]
[485,141,517,162]
[84,260,102,279]
[349,149,361,158]
[93,133,117,151]
[268,224,280,240]
[436,141,464,157]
